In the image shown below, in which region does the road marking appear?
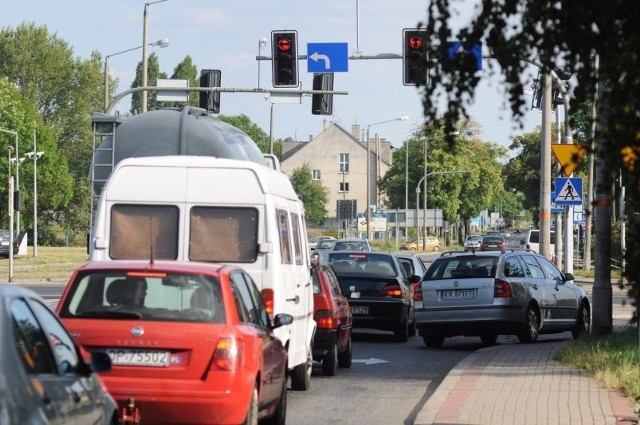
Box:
[352,358,389,365]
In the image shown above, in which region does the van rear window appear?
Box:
[190,207,258,263]
[110,205,179,260]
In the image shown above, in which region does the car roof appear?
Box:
[73,260,231,275]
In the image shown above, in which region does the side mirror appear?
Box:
[272,313,293,329]
[520,240,525,245]
[564,272,574,282]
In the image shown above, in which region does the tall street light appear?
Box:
[421,130,459,251]
[415,170,469,249]
[105,38,169,111]
[257,38,267,89]
[366,116,409,240]
[0,128,19,237]
[142,0,169,113]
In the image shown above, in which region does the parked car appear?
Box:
[463,235,483,252]
[57,260,291,425]
[415,250,590,348]
[328,251,419,342]
[308,236,336,252]
[395,252,428,307]
[310,261,353,376]
[400,236,440,252]
[480,235,507,251]
[0,229,18,258]
[331,238,373,252]
[0,284,118,425]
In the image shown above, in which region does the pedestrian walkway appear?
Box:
[414,340,638,425]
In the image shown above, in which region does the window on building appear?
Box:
[339,182,350,193]
[312,169,321,180]
[339,153,349,173]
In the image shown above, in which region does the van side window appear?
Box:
[291,212,304,265]
[110,204,179,260]
[277,209,292,264]
[189,207,258,263]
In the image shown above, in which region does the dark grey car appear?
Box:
[415,251,590,347]
[0,285,118,424]
[0,229,18,258]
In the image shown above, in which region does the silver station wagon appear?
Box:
[415,250,590,347]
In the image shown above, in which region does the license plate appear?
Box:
[440,289,475,300]
[351,306,369,315]
[106,349,170,367]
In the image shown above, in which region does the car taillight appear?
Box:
[412,282,423,302]
[315,309,335,329]
[499,243,506,249]
[481,242,488,248]
[380,284,403,298]
[262,288,274,318]
[212,337,244,371]
[494,279,512,298]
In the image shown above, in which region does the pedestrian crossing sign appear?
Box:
[554,177,583,205]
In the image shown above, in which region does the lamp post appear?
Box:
[365,116,409,240]
[105,38,169,111]
[142,0,168,113]
[415,170,469,250]
[1,128,19,238]
[24,147,43,258]
[257,38,267,89]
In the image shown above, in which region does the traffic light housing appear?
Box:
[272,30,299,88]
[199,69,221,113]
[311,73,334,115]
[403,28,428,86]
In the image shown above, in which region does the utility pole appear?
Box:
[539,70,553,260]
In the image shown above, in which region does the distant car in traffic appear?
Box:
[0,284,118,425]
[399,236,440,252]
[311,261,353,376]
[308,236,336,252]
[395,252,428,307]
[0,229,18,258]
[57,260,291,425]
[480,235,507,251]
[415,250,590,347]
[331,238,372,252]
[328,251,419,342]
[464,235,483,252]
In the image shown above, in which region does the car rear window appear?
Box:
[425,256,498,280]
[59,271,225,323]
[328,252,396,276]
[483,236,504,243]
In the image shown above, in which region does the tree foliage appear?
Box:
[289,164,329,227]
[130,52,168,113]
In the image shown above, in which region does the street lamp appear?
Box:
[24,150,43,257]
[142,0,169,113]
[257,38,267,89]
[365,116,409,240]
[0,128,19,238]
[104,38,169,111]
[415,169,470,249]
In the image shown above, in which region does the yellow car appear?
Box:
[400,237,440,252]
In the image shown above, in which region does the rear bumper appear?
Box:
[102,374,254,425]
[415,305,523,337]
[350,300,409,331]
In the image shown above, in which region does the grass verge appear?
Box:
[556,327,640,414]
[0,246,88,281]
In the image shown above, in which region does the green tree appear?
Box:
[169,55,198,106]
[289,164,329,227]
[218,114,271,153]
[130,52,168,113]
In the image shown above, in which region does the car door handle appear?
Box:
[286,295,299,304]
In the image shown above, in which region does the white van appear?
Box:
[89,155,315,390]
[523,229,556,262]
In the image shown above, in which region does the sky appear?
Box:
[2,0,547,152]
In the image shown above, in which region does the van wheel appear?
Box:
[242,385,258,425]
[518,305,540,343]
[338,335,352,368]
[322,343,338,376]
[290,349,312,391]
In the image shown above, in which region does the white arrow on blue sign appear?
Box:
[447,41,483,70]
[554,177,583,205]
[307,43,349,73]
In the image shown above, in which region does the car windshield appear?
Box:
[59,271,225,323]
[332,241,368,251]
[466,236,481,242]
[425,256,498,280]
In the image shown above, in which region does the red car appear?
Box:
[310,261,353,375]
[56,260,291,425]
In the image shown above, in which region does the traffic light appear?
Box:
[311,73,334,115]
[271,30,299,87]
[402,28,428,86]
[199,69,221,113]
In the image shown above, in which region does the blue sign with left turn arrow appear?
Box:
[307,43,349,73]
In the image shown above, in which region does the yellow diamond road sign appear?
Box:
[551,144,587,176]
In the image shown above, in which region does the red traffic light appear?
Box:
[409,37,423,50]
[277,38,291,51]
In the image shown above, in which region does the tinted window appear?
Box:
[11,299,57,374]
[111,204,179,259]
[328,252,397,275]
[277,209,292,264]
[425,256,498,280]
[520,255,546,279]
[190,206,258,262]
[504,257,526,278]
[536,256,564,281]
[31,301,81,374]
[291,213,304,265]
